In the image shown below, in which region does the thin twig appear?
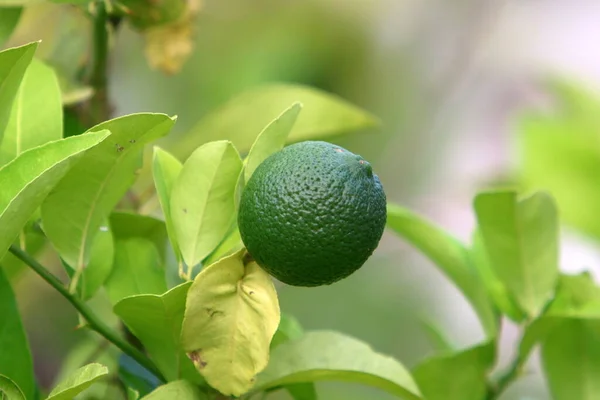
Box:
[8,245,166,383]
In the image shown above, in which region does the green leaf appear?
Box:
[0,131,110,260]
[114,282,202,384]
[0,58,63,166]
[256,330,421,400]
[118,354,159,398]
[520,80,600,239]
[141,380,207,400]
[0,8,21,48]
[386,203,498,337]
[76,222,114,301]
[413,341,494,400]
[173,84,379,159]
[1,228,46,280]
[474,191,559,318]
[171,140,243,269]
[109,212,168,259]
[152,147,182,261]
[104,238,167,305]
[0,42,37,143]
[41,113,175,271]
[0,375,25,400]
[244,102,302,182]
[470,230,526,322]
[202,226,243,266]
[46,363,108,400]
[181,250,280,397]
[0,269,33,400]
[541,319,600,400]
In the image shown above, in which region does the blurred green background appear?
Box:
[5,0,600,398]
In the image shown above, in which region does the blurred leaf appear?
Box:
[77,222,114,301]
[244,102,302,182]
[413,341,494,400]
[181,250,280,397]
[109,212,168,259]
[152,147,182,261]
[171,140,242,269]
[46,363,108,400]
[202,226,243,266]
[118,354,160,398]
[521,80,600,239]
[0,58,62,166]
[470,231,526,322]
[541,319,600,400]
[0,268,33,400]
[474,191,559,318]
[386,203,498,337]
[0,41,37,142]
[41,114,175,271]
[520,272,600,360]
[143,18,195,75]
[114,282,202,384]
[119,0,186,30]
[141,380,207,400]
[417,316,454,353]
[104,238,167,305]
[174,84,380,159]
[0,8,21,47]
[0,374,25,400]
[0,131,109,260]
[256,331,421,400]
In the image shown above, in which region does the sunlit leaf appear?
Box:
[474,191,559,318]
[171,140,242,269]
[0,269,33,400]
[386,203,498,337]
[46,363,108,400]
[256,330,421,400]
[0,131,109,260]
[244,102,302,182]
[0,41,37,142]
[41,114,175,273]
[181,250,280,397]
[0,374,25,400]
[114,282,202,384]
[173,84,380,159]
[0,58,62,166]
[141,380,207,400]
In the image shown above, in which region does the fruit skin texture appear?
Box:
[238,141,387,287]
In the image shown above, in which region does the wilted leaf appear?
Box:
[171,140,242,270]
[181,250,280,397]
[256,331,421,400]
[0,131,109,260]
[46,363,108,400]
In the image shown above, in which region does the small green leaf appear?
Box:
[171,140,243,269]
[109,212,168,259]
[0,8,21,48]
[470,230,526,322]
[202,226,243,266]
[46,363,108,400]
[141,380,207,400]
[152,147,182,261]
[0,269,33,400]
[181,250,280,397]
[386,203,498,337]
[104,238,167,305]
[0,375,25,400]
[0,58,63,166]
[474,191,559,318]
[413,341,495,400]
[173,84,379,159]
[77,222,114,301]
[0,42,37,142]
[541,319,600,400]
[114,282,202,384]
[41,113,175,272]
[256,331,421,399]
[0,131,110,260]
[244,103,302,182]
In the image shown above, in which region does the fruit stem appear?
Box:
[8,245,166,383]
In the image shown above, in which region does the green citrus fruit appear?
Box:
[238,141,387,287]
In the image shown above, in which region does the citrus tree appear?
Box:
[2,4,600,400]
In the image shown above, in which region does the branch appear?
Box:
[9,245,166,383]
[87,0,111,125]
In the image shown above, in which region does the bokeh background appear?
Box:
[5,0,600,398]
